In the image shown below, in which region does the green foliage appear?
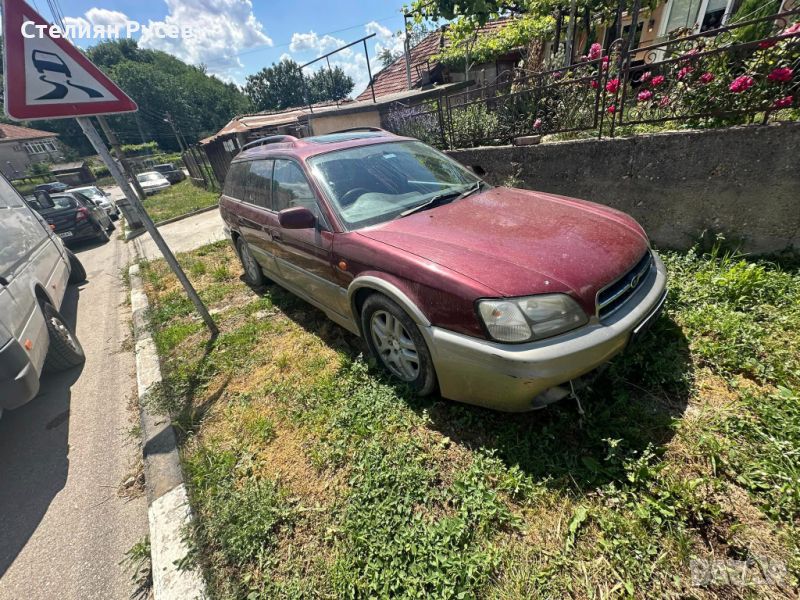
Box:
[307,66,355,103]
[82,40,251,151]
[141,180,219,223]
[436,14,554,68]
[244,58,355,112]
[118,141,159,156]
[26,161,51,177]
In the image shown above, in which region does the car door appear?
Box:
[226,160,281,278]
[270,159,348,317]
[73,192,108,228]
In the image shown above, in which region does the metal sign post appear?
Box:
[77,117,218,336]
[2,0,217,335]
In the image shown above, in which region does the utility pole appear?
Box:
[403,13,412,89]
[564,0,578,67]
[164,112,186,153]
[76,117,218,336]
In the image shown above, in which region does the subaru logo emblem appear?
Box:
[630,272,641,289]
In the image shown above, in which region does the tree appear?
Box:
[378,47,402,67]
[307,66,354,103]
[244,59,307,112]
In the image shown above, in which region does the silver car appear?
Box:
[68,185,120,220]
[0,174,86,416]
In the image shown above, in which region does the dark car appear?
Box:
[218,130,667,412]
[30,191,115,245]
[153,163,186,184]
[35,181,69,194]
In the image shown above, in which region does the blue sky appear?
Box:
[55,0,409,94]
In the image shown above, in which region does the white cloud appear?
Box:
[289,31,350,57]
[366,20,404,59]
[84,7,130,29]
[137,0,272,78]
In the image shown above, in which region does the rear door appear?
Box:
[225,159,281,278]
[271,159,346,316]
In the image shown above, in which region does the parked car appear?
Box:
[153,163,186,184]
[218,130,667,412]
[0,173,86,415]
[29,191,115,245]
[35,181,68,193]
[68,185,120,220]
[136,171,171,195]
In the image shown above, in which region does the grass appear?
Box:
[138,240,800,599]
[142,180,218,223]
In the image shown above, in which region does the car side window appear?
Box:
[272,160,317,213]
[223,162,248,200]
[244,159,274,209]
[0,175,25,208]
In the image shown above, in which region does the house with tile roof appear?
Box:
[0,123,62,179]
[356,17,527,102]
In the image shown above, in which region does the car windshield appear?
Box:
[154,164,173,172]
[308,141,480,230]
[71,187,102,199]
[138,173,161,182]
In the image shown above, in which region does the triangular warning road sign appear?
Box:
[2,0,138,121]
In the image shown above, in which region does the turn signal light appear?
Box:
[24,339,33,351]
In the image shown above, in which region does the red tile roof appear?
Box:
[356,17,514,101]
[0,122,58,141]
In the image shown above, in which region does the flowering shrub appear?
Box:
[729,75,755,93]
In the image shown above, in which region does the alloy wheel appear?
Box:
[369,310,420,381]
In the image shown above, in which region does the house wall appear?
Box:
[0,141,60,179]
[308,110,382,135]
[446,122,800,255]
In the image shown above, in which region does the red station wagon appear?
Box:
[219,129,667,412]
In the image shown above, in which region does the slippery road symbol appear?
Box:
[32,50,103,100]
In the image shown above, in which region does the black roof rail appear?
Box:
[327,127,390,134]
[241,135,298,151]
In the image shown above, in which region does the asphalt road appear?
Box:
[0,232,149,599]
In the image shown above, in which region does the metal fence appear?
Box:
[384,6,800,149]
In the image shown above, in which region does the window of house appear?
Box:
[223,139,237,153]
[24,139,57,154]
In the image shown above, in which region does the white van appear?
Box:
[0,173,86,415]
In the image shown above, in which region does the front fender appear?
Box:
[347,274,431,331]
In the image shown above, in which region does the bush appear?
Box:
[118,141,159,156]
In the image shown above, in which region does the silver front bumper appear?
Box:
[424,252,668,412]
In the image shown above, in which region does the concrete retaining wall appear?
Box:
[446,122,800,255]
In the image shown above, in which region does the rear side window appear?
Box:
[243,160,274,209]
[223,162,248,200]
[272,160,316,212]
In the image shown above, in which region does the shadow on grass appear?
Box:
[248,278,692,493]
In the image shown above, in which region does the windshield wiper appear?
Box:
[399,181,484,218]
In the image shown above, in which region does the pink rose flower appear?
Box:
[637,89,653,102]
[590,79,599,89]
[553,71,563,79]
[605,78,620,93]
[651,75,665,87]
[659,96,671,108]
[729,75,754,93]
[602,56,610,71]
[677,66,693,81]
[533,118,543,129]
[589,42,603,61]
[773,95,793,109]
[607,104,616,114]
[767,67,793,83]
[781,21,800,36]
[699,72,715,84]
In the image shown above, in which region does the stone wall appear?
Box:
[446,122,800,255]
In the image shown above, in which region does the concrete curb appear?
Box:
[154,204,218,228]
[129,262,206,599]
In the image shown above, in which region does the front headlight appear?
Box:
[478,294,588,343]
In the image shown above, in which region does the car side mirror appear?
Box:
[278,206,316,229]
[34,190,54,209]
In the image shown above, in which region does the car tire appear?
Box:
[66,249,87,284]
[95,224,109,242]
[361,294,437,396]
[42,303,85,372]
[236,237,265,286]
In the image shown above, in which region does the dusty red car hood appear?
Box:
[357,187,649,309]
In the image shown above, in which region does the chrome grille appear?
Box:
[596,251,653,319]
